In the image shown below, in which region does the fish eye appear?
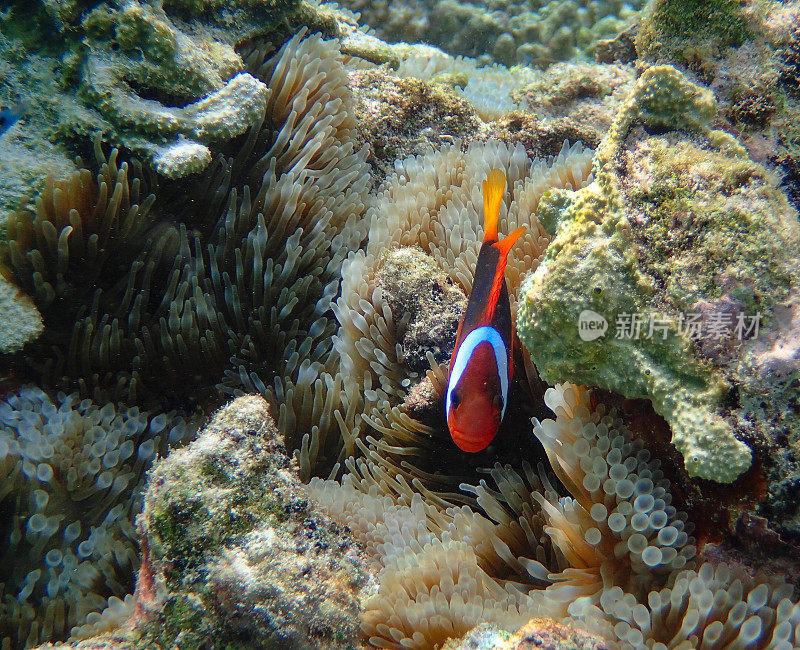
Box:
[450,390,461,409]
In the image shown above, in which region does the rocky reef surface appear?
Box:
[1,0,800,648]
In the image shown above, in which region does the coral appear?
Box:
[781,26,800,96]
[336,0,646,66]
[442,623,514,649]
[0,386,194,649]
[504,618,607,650]
[0,278,43,354]
[385,48,634,146]
[375,247,467,374]
[636,0,752,64]
[517,65,800,483]
[0,0,322,195]
[2,30,369,407]
[78,1,269,177]
[133,395,374,649]
[392,51,537,121]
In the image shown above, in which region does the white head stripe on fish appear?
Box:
[446,325,508,419]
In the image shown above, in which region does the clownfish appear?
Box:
[446,168,525,452]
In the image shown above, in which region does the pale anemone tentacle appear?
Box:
[319,139,594,488]
[0,386,194,648]
[310,382,800,648]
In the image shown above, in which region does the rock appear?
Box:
[517,65,800,483]
[0,277,43,352]
[105,395,374,649]
[375,246,467,373]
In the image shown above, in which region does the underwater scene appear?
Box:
[1,0,800,648]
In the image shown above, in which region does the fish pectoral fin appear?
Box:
[482,168,506,243]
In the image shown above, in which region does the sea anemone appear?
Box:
[310,382,800,648]
[0,29,369,647]
[293,138,594,485]
[0,386,193,648]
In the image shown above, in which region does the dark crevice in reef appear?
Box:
[123,77,198,110]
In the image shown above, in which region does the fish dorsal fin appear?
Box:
[482,168,505,243]
[492,226,526,260]
[482,225,527,324]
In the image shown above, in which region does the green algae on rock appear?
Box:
[636,0,752,64]
[134,395,374,649]
[517,65,800,483]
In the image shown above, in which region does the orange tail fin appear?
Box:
[482,168,505,243]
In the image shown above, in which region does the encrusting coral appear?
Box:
[0,386,193,649]
[517,64,800,484]
[310,382,800,648]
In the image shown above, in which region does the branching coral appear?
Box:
[310,383,800,648]
[0,386,193,648]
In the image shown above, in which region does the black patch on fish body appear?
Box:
[457,240,513,352]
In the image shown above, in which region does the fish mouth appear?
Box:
[450,428,493,453]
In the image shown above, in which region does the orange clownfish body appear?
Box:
[446,168,525,453]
